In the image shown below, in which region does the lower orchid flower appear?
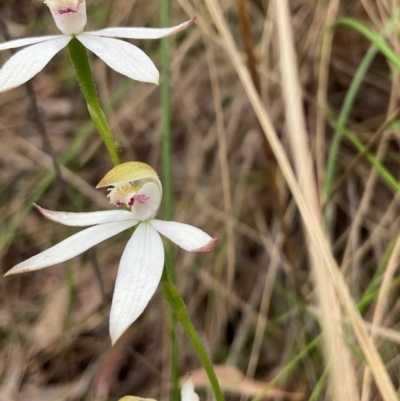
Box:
[181,379,200,401]
[5,162,218,344]
[118,378,199,401]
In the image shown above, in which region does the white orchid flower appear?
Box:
[5,162,218,344]
[181,379,200,401]
[117,378,199,401]
[0,0,195,92]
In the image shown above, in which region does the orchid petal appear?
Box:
[181,379,200,401]
[35,204,136,226]
[86,17,196,40]
[5,220,137,276]
[110,222,164,344]
[150,220,218,252]
[77,34,159,84]
[0,35,62,51]
[0,36,71,93]
[130,182,162,221]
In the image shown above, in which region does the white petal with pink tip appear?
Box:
[150,220,218,252]
[86,17,196,40]
[5,220,137,275]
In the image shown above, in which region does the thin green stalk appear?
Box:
[167,302,180,401]
[251,335,321,401]
[160,2,179,399]
[358,238,397,312]
[68,37,120,166]
[160,1,175,277]
[323,12,400,207]
[161,269,224,401]
[308,368,329,401]
[323,11,400,204]
[323,44,378,206]
[335,18,400,71]
[326,114,400,193]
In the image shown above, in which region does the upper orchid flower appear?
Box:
[5,162,218,344]
[0,0,195,92]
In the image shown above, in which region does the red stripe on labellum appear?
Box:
[59,8,77,14]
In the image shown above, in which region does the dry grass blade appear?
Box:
[274,1,359,399]
[0,345,25,401]
[202,0,399,399]
[203,36,235,288]
[361,237,400,401]
[244,209,281,379]
[315,0,341,193]
[235,0,304,302]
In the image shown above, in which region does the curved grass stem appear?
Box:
[323,12,400,209]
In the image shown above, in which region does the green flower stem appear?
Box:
[68,37,120,166]
[161,269,224,401]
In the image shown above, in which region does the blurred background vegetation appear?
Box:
[1,0,400,400]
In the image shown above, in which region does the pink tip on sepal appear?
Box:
[164,16,197,37]
[193,237,219,252]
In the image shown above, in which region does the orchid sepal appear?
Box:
[0,35,62,51]
[150,220,219,252]
[35,204,135,226]
[0,36,71,93]
[76,34,160,84]
[109,222,164,344]
[86,17,197,40]
[5,219,138,276]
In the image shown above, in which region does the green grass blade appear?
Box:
[160,2,179,400]
[324,12,400,209]
[326,114,400,194]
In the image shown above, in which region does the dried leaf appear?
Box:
[32,284,68,351]
[181,365,303,400]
